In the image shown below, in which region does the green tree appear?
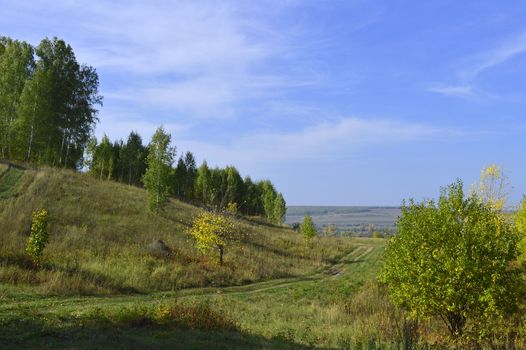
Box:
[84,136,97,170]
[120,131,146,186]
[172,157,187,199]
[142,126,175,212]
[184,151,197,201]
[25,209,49,267]
[189,211,241,265]
[261,180,277,222]
[110,139,124,181]
[244,176,263,216]
[89,134,113,180]
[273,192,286,224]
[195,160,211,206]
[12,65,53,162]
[0,37,35,158]
[34,37,102,167]
[301,215,317,241]
[209,167,227,209]
[380,180,521,337]
[225,166,244,208]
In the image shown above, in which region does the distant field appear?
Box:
[286,206,401,235]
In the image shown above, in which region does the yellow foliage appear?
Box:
[475,164,508,211]
[226,202,238,215]
[189,211,242,264]
[516,197,526,263]
[25,208,49,266]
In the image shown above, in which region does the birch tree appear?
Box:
[142,126,175,212]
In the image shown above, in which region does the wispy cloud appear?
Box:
[430,31,526,98]
[3,1,315,120]
[461,31,526,80]
[174,117,457,168]
[75,2,272,76]
[428,84,473,98]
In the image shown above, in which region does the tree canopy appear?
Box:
[301,215,317,241]
[142,126,175,212]
[189,211,242,265]
[0,35,287,224]
[380,180,522,337]
[0,36,102,167]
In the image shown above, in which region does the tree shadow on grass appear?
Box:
[245,240,313,262]
[0,319,336,350]
[0,253,139,294]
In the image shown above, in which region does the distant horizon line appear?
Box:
[286,204,402,208]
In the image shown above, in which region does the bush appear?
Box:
[301,215,317,242]
[189,211,242,265]
[380,180,522,339]
[25,208,49,267]
[371,231,384,239]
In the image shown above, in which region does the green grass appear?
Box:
[0,167,355,294]
[0,166,24,199]
[0,166,468,349]
[0,239,398,349]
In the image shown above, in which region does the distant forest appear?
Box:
[0,36,286,223]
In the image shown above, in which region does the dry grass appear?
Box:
[0,167,354,294]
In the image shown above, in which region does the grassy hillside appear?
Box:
[1,166,415,349]
[0,239,393,349]
[0,166,355,295]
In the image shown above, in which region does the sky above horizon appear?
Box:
[2,0,526,206]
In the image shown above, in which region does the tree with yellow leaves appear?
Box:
[516,197,526,263]
[26,208,49,267]
[473,164,509,211]
[189,211,242,265]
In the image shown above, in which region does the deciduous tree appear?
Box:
[0,37,35,159]
[301,215,317,242]
[273,193,286,225]
[473,164,509,211]
[195,160,211,206]
[189,211,241,265]
[380,180,521,337]
[142,126,175,212]
[516,196,526,263]
[25,209,49,267]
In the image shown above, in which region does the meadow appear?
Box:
[1,165,524,349]
[0,165,354,295]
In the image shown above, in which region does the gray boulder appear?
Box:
[147,239,172,258]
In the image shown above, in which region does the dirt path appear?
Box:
[0,241,382,315]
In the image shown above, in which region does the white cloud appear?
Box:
[94,108,192,142]
[428,84,473,98]
[462,31,526,80]
[430,31,526,98]
[175,117,453,168]
[3,1,310,120]
[74,2,271,76]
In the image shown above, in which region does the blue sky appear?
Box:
[2,0,526,206]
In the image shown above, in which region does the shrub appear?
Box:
[189,211,242,265]
[301,215,317,242]
[380,180,522,339]
[226,202,238,215]
[371,231,384,239]
[25,208,49,267]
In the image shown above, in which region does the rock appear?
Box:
[146,239,172,258]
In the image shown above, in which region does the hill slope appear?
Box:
[0,166,354,294]
[0,239,386,349]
